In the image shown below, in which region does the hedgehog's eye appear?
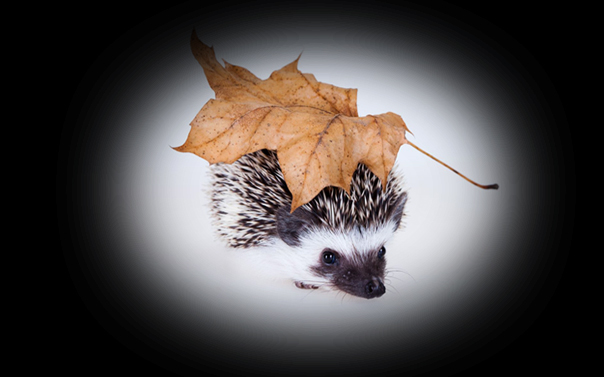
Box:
[322,250,337,265]
[378,246,386,259]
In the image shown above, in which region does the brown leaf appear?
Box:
[175,31,411,211]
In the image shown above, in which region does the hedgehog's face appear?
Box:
[311,244,388,298]
[275,193,406,299]
[281,226,394,299]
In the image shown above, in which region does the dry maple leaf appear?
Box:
[175,31,497,211]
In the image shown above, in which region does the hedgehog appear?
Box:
[209,149,407,299]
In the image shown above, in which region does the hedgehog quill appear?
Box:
[175,31,498,299]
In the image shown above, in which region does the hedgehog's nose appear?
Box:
[365,278,386,298]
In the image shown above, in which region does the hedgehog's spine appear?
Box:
[209,149,405,248]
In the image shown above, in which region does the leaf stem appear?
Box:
[406,141,499,190]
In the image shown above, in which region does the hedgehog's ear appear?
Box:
[276,206,318,247]
[390,192,408,231]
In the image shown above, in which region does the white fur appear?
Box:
[245,221,399,290]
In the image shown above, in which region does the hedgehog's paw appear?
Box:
[295,281,319,290]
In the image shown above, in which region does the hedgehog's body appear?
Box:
[210,149,407,299]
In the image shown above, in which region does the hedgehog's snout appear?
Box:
[365,278,386,298]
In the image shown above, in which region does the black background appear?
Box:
[56,1,575,375]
